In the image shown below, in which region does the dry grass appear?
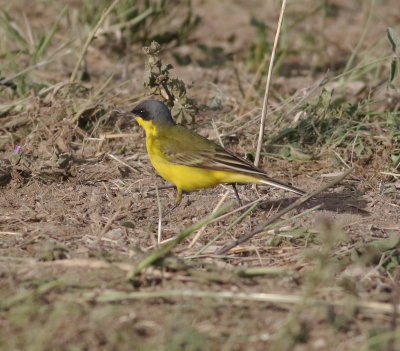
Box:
[1,0,400,350]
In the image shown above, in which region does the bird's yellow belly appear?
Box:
[149,153,214,190]
[149,151,260,191]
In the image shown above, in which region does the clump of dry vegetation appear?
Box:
[1,1,399,350]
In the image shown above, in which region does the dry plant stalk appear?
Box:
[254,0,287,167]
[188,191,230,248]
[81,289,400,314]
[217,167,354,254]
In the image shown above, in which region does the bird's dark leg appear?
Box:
[231,184,243,207]
[162,202,179,218]
[161,187,182,218]
[148,187,181,230]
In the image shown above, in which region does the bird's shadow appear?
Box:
[257,190,370,216]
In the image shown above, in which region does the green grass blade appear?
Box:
[131,203,232,277]
[33,5,68,63]
[195,201,259,257]
[386,27,398,53]
[0,10,28,50]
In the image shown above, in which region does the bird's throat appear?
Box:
[136,117,156,136]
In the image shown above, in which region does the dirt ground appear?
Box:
[1,0,400,350]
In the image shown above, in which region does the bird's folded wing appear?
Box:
[160,127,266,177]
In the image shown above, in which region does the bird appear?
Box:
[131,99,305,205]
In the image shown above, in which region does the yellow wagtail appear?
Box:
[131,100,305,204]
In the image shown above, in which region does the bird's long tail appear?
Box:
[258,176,305,196]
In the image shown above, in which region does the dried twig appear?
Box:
[96,210,122,244]
[254,0,287,167]
[188,191,229,248]
[216,167,354,254]
[81,289,400,314]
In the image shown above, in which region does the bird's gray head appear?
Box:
[131,100,175,125]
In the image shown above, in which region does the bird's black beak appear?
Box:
[118,110,135,118]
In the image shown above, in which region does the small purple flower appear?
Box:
[14,144,22,155]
